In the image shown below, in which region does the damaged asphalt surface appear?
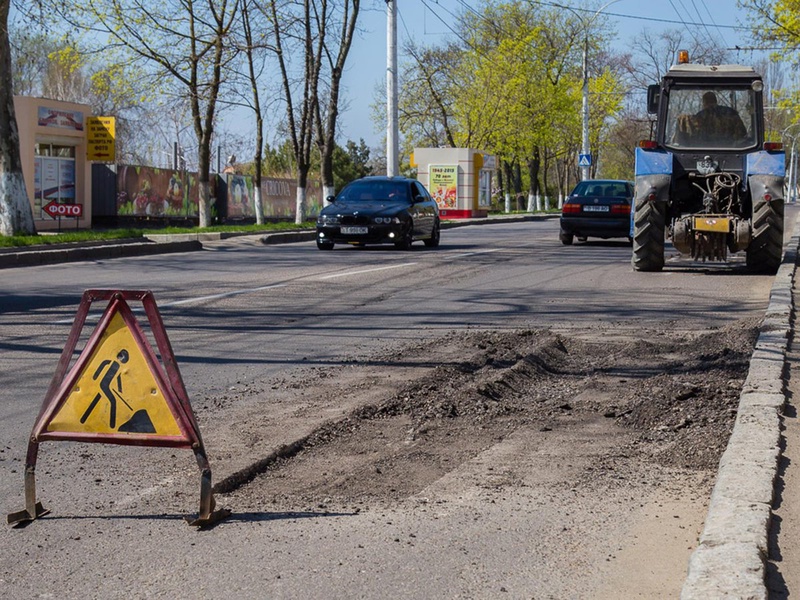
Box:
[1,211,798,598]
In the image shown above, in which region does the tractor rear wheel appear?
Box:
[631,199,666,272]
[746,197,784,273]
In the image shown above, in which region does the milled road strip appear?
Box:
[51,261,424,324]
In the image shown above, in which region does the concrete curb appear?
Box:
[681,219,799,599]
[0,240,202,269]
[260,231,317,244]
[145,230,316,244]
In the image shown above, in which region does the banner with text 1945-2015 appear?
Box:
[429,164,458,210]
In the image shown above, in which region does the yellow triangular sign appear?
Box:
[41,302,188,442]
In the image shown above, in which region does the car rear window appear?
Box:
[572,182,630,198]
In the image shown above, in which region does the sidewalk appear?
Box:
[768,324,800,598]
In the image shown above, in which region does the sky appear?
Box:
[332,0,767,151]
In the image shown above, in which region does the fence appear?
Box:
[92,164,321,226]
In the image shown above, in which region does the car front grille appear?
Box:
[340,215,371,225]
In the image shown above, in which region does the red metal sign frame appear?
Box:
[8,290,229,528]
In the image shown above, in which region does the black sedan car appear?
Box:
[559,179,634,245]
[316,176,440,250]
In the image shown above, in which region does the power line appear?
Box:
[697,0,732,49]
[729,46,800,51]
[688,0,725,48]
[667,0,706,49]
[525,0,746,30]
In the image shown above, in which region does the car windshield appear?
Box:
[337,180,409,202]
[664,86,756,150]
[571,182,630,198]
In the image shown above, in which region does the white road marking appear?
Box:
[50,248,505,324]
[318,262,418,279]
[447,248,502,259]
[162,284,287,306]
[54,284,288,323]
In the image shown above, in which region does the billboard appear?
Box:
[429,164,458,209]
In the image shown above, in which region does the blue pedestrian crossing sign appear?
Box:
[578,153,592,167]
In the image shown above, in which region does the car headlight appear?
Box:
[318,214,340,225]
[373,216,399,224]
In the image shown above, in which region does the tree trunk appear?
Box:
[527,153,540,213]
[542,152,550,207]
[315,2,359,206]
[0,0,34,236]
[497,166,504,212]
[295,165,308,224]
[242,0,264,225]
[254,116,264,224]
[295,188,306,224]
[513,161,523,210]
[502,160,513,213]
[198,182,212,227]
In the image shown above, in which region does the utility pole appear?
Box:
[573,0,622,181]
[581,39,590,181]
[386,0,399,177]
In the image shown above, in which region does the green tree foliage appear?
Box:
[332,138,372,192]
[262,140,299,178]
[744,1,800,133]
[392,1,624,199]
[745,0,800,52]
[11,32,156,163]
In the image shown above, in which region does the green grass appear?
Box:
[0,222,313,248]
[0,229,145,248]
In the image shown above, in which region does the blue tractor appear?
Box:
[632,53,785,273]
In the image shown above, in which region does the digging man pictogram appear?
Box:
[81,349,131,428]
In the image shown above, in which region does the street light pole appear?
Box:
[581,38,590,181]
[782,123,800,203]
[576,0,622,181]
[386,0,399,177]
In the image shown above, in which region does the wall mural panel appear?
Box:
[116,165,201,218]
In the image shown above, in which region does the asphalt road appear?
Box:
[0,212,795,598]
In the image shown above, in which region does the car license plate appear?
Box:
[583,205,609,212]
[341,226,368,234]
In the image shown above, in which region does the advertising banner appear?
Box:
[87,116,116,162]
[429,164,458,209]
[226,174,254,218]
[116,165,200,218]
[38,107,84,131]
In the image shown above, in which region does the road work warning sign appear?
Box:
[45,311,183,437]
[33,290,195,447]
[9,290,229,528]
